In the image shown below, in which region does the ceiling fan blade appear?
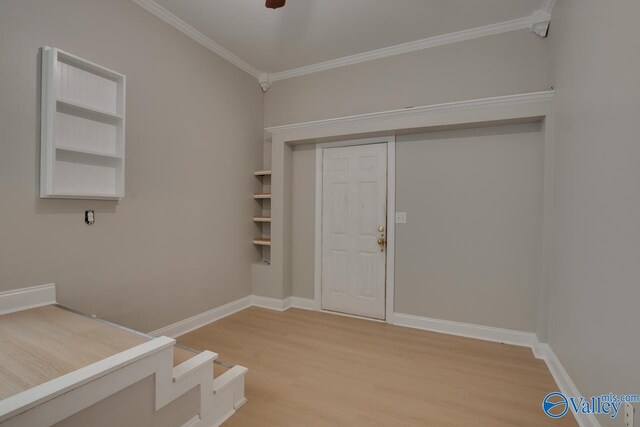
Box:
[265,0,285,9]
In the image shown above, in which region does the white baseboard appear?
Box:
[533,341,601,427]
[180,415,200,427]
[287,297,315,310]
[150,296,252,338]
[0,283,56,315]
[252,296,315,311]
[181,415,200,427]
[392,312,537,348]
[251,295,288,311]
[150,295,320,338]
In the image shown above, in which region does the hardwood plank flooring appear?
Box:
[178,307,577,427]
[0,305,147,400]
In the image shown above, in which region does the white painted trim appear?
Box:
[531,0,556,37]
[269,15,537,81]
[266,91,555,136]
[130,0,261,79]
[386,138,396,323]
[288,297,316,311]
[392,312,537,348]
[181,415,201,427]
[149,296,252,338]
[251,295,289,311]
[0,284,56,315]
[533,341,601,427]
[314,147,323,311]
[530,10,552,38]
[0,335,247,427]
[314,137,396,322]
[150,295,314,339]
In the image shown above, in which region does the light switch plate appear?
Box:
[395,212,407,224]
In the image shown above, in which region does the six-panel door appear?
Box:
[321,143,387,319]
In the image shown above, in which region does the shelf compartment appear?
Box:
[54,50,121,114]
[253,193,272,199]
[254,170,272,176]
[55,109,118,155]
[53,158,120,198]
[56,146,122,160]
[57,98,123,122]
[252,238,272,246]
[253,217,271,223]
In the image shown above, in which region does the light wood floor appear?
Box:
[178,307,577,427]
[0,305,147,400]
[0,305,220,401]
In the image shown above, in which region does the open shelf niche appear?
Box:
[253,169,271,263]
[40,46,126,200]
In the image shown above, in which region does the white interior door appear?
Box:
[321,143,387,319]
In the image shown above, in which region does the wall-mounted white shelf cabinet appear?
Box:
[40,47,126,200]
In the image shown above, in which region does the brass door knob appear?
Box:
[377,237,386,246]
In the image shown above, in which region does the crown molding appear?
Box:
[258,73,272,92]
[530,10,552,37]
[265,90,555,136]
[269,14,538,82]
[530,0,556,37]
[130,0,262,79]
[131,0,556,84]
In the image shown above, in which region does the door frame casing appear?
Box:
[314,136,396,323]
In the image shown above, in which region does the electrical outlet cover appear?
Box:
[626,402,635,427]
[85,210,95,225]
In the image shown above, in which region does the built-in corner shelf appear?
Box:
[252,238,271,246]
[40,46,126,200]
[253,169,271,262]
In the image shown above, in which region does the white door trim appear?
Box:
[314,136,396,323]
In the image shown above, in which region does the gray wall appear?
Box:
[0,0,264,332]
[291,144,316,299]
[395,124,543,331]
[55,376,198,427]
[291,123,545,332]
[265,29,549,127]
[283,30,550,331]
[547,1,640,425]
